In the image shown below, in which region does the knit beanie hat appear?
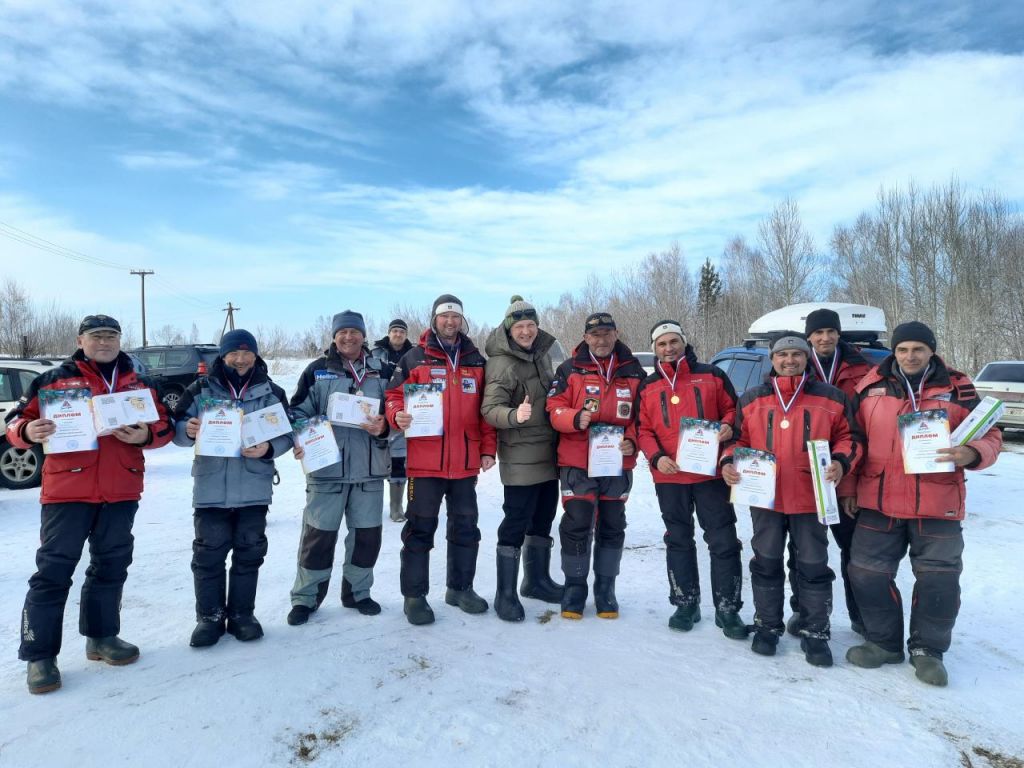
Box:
[770,332,811,357]
[503,295,539,329]
[220,328,259,357]
[332,310,366,337]
[649,319,686,349]
[805,308,842,336]
[890,321,937,352]
[388,318,408,332]
[431,294,464,317]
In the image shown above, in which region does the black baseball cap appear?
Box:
[584,312,616,333]
[78,314,122,335]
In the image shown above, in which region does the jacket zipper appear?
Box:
[802,410,811,451]
[693,387,704,419]
[660,391,670,428]
[767,411,775,453]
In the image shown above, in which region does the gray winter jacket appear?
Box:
[481,326,558,485]
[173,359,292,509]
[290,345,391,485]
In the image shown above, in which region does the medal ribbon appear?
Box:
[225,375,251,402]
[433,332,461,372]
[346,353,369,391]
[772,372,808,417]
[589,351,617,385]
[897,363,932,413]
[99,367,118,394]
[657,359,678,394]
[811,350,839,385]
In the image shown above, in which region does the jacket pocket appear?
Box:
[369,439,391,478]
[43,449,100,477]
[243,458,275,476]
[407,436,443,473]
[464,435,482,471]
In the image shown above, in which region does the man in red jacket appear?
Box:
[5,315,174,694]
[385,294,497,625]
[722,333,859,667]
[786,308,872,638]
[842,321,1001,686]
[546,312,645,620]
[637,320,747,638]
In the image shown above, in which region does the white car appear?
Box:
[974,361,1024,430]
[0,357,58,489]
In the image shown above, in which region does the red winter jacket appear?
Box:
[840,355,1001,521]
[637,347,738,484]
[546,340,646,472]
[721,373,860,514]
[5,351,174,504]
[385,330,497,480]
[807,341,871,401]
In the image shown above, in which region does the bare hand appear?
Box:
[185,417,201,440]
[292,444,305,460]
[360,415,387,436]
[825,460,843,484]
[619,439,635,456]
[112,423,150,445]
[935,445,979,467]
[395,411,413,430]
[578,409,593,429]
[481,456,496,472]
[718,423,733,442]
[515,395,532,424]
[840,496,858,519]
[241,442,270,458]
[25,418,57,443]
[722,464,740,486]
[656,456,679,474]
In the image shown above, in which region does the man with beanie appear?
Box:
[371,319,414,522]
[637,320,748,639]
[172,329,292,647]
[482,296,563,622]
[286,309,391,625]
[842,321,1001,686]
[784,307,873,639]
[721,332,860,667]
[546,312,646,620]
[6,314,174,694]
[386,294,497,625]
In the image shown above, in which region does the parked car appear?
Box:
[129,344,219,412]
[974,361,1024,430]
[634,352,656,376]
[0,357,59,489]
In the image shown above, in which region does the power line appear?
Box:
[0,220,130,270]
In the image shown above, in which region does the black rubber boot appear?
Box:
[801,637,834,667]
[445,587,489,614]
[27,658,61,695]
[786,613,805,638]
[287,604,313,626]
[520,535,564,604]
[715,609,750,639]
[85,636,140,665]
[494,546,525,622]
[227,615,264,642]
[561,583,588,619]
[593,546,622,619]
[846,641,905,668]
[190,615,226,648]
[751,628,779,657]
[341,579,382,616]
[669,604,702,632]
[389,481,407,523]
[404,596,435,626]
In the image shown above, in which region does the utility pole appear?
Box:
[130,269,155,347]
[220,302,240,340]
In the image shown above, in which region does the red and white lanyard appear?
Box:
[657,360,680,403]
[346,353,369,393]
[589,351,617,385]
[99,367,118,394]
[811,350,839,385]
[225,376,251,402]
[772,372,807,429]
[897,364,932,413]
[433,332,461,373]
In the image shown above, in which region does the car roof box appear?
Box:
[748,303,887,344]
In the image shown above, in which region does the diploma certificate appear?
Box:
[327,392,381,427]
[92,389,160,436]
[195,398,243,458]
[241,402,292,447]
[730,448,777,509]
[676,418,722,477]
[588,423,624,478]
[899,409,952,474]
[807,440,840,525]
[293,417,342,473]
[404,384,444,438]
[39,388,98,454]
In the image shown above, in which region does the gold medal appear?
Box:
[780,419,790,430]
[670,395,680,405]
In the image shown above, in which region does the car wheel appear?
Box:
[0,441,44,490]
[162,388,184,413]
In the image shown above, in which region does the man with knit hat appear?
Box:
[371,318,414,522]
[172,328,292,647]
[637,320,748,639]
[286,309,391,626]
[482,295,563,622]
[721,332,859,667]
[784,308,873,639]
[385,294,497,625]
[842,321,1001,686]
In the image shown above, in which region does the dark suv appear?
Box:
[130,344,220,412]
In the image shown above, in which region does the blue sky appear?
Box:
[1,0,1022,343]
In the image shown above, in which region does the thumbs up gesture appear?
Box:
[515,394,532,424]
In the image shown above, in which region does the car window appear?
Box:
[729,357,764,394]
[165,350,192,367]
[137,351,164,368]
[0,371,13,401]
[977,363,1024,383]
[17,370,39,393]
[712,357,733,376]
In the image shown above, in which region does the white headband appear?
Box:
[650,322,685,347]
[434,301,464,317]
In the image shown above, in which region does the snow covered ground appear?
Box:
[1,359,1022,768]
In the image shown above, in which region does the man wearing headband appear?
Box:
[785,308,872,639]
[842,321,1001,687]
[637,320,748,639]
[286,309,390,626]
[721,331,859,667]
[546,311,646,620]
[371,318,415,523]
[386,294,497,625]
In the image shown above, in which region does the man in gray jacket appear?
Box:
[173,329,293,647]
[287,310,391,625]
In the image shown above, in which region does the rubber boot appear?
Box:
[593,546,622,619]
[520,535,564,603]
[287,604,313,626]
[85,636,140,665]
[190,612,226,648]
[751,628,779,657]
[801,637,834,667]
[494,546,525,622]
[341,578,382,616]
[669,604,702,632]
[715,609,750,640]
[786,613,805,638]
[910,651,948,687]
[27,659,61,694]
[846,641,905,668]
[404,596,435,626]
[445,587,489,614]
[227,614,264,642]
[561,583,588,620]
[389,481,407,523]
